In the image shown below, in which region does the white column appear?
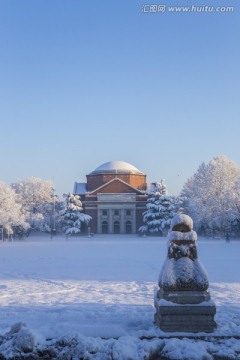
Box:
[132,208,136,233]
[109,209,113,233]
[97,209,101,233]
[120,209,125,234]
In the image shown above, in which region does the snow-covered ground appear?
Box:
[0,234,240,359]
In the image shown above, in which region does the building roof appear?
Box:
[89,161,144,175]
[73,182,87,195]
[88,177,145,195]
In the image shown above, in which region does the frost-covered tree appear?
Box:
[139,180,179,235]
[61,193,91,235]
[148,180,168,195]
[11,177,56,232]
[223,177,240,236]
[230,178,240,216]
[181,155,240,236]
[0,182,28,237]
[38,197,64,233]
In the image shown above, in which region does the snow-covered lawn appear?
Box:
[0,234,240,359]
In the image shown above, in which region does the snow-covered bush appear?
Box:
[0,322,36,357]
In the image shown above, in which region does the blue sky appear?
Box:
[0,0,239,197]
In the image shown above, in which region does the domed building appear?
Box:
[73,161,148,234]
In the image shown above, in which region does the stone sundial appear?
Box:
[154,213,216,332]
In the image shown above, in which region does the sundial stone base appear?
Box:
[154,296,216,333]
[156,289,211,304]
[154,214,217,333]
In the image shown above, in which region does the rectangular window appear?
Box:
[102,210,108,216]
[126,210,131,216]
[114,210,119,216]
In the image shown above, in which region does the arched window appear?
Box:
[114,221,120,234]
[126,221,132,234]
[102,221,108,234]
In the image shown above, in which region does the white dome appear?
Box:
[90,161,144,175]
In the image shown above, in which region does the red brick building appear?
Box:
[73,161,148,234]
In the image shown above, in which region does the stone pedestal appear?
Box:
[154,214,216,333]
[156,289,211,304]
[154,298,216,332]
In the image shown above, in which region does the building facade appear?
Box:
[73,161,148,234]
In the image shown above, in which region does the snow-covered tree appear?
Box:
[61,193,91,235]
[148,180,168,195]
[223,177,240,236]
[139,180,179,235]
[0,182,28,237]
[37,196,64,233]
[11,177,57,232]
[230,178,240,216]
[181,155,240,236]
